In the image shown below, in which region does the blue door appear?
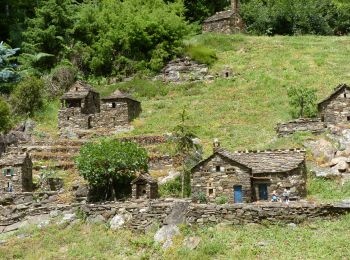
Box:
[234,186,243,203]
[258,184,268,201]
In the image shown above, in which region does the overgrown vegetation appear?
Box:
[75,139,149,200]
[287,86,318,118]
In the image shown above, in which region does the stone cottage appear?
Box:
[131,174,158,199]
[202,0,244,34]
[59,81,141,132]
[318,84,350,125]
[191,142,306,203]
[0,152,32,192]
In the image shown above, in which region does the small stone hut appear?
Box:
[318,84,350,125]
[191,142,306,203]
[100,90,141,127]
[202,0,244,34]
[131,174,158,199]
[0,152,33,192]
[59,81,100,130]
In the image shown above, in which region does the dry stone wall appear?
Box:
[276,118,326,137]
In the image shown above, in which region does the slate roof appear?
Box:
[0,153,29,166]
[318,83,350,108]
[102,90,140,103]
[192,148,305,175]
[131,174,157,184]
[61,81,98,100]
[203,10,235,23]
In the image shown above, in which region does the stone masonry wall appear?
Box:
[192,154,251,203]
[319,89,350,124]
[1,199,349,233]
[276,118,326,137]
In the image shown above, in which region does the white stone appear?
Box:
[154,224,180,243]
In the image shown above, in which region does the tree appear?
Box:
[0,42,20,93]
[11,76,46,116]
[0,98,12,133]
[287,86,318,118]
[75,139,149,201]
[172,107,201,197]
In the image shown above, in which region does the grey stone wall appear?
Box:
[191,154,252,203]
[276,118,326,137]
[202,14,244,34]
[0,158,32,193]
[319,88,350,124]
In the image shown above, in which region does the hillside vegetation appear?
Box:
[37,34,350,151]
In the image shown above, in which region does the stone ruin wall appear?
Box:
[319,93,350,124]
[93,101,129,128]
[276,118,326,137]
[1,198,349,233]
[203,18,234,34]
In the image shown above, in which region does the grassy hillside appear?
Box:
[36,34,350,153]
[1,214,350,259]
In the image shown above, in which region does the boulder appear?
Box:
[305,139,336,163]
[87,215,106,224]
[59,213,76,225]
[183,236,201,250]
[154,224,180,249]
[109,213,132,230]
[165,201,190,225]
[158,170,181,185]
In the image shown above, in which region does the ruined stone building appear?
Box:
[131,174,158,199]
[191,142,306,203]
[277,83,350,136]
[59,81,141,132]
[318,84,350,124]
[0,152,32,192]
[202,0,244,34]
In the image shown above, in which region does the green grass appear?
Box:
[1,214,350,259]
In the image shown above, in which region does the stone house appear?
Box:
[191,143,306,203]
[0,152,32,192]
[318,84,350,125]
[202,0,244,34]
[59,81,141,132]
[131,174,158,199]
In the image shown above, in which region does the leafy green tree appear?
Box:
[0,42,20,93]
[11,76,46,116]
[287,86,318,118]
[75,139,149,201]
[0,98,12,133]
[172,107,201,197]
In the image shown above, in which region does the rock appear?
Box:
[75,184,89,198]
[0,240,6,245]
[3,220,29,233]
[50,210,60,218]
[310,165,341,178]
[61,128,78,139]
[24,119,35,134]
[59,213,76,225]
[165,201,190,225]
[109,213,132,230]
[154,224,180,244]
[256,240,273,247]
[287,223,297,229]
[183,236,201,250]
[17,233,31,239]
[88,215,106,224]
[305,139,336,163]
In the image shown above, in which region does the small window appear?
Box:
[225,72,229,78]
[347,116,350,122]
[6,169,12,177]
[67,116,70,121]
[216,166,221,172]
[76,87,79,91]
[208,188,214,196]
[344,93,347,98]
[112,102,116,108]
[321,116,325,122]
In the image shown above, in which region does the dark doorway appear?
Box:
[88,116,92,129]
[234,185,243,203]
[136,184,147,198]
[258,184,268,200]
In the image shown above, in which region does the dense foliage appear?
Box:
[0,98,12,133]
[241,0,350,35]
[0,42,20,93]
[288,86,318,118]
[75,139,149,200]
[11,76,46,117]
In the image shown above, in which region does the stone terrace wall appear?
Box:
[276,118,326,137]
[1,199,349,233]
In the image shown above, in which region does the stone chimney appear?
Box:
[231,0,239,13]
[213,138,221,153]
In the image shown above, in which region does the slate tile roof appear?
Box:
[61,81,98,100]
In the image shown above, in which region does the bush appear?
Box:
[184,44,217,65]
[75,138,149,201]
[287,86,317,119]
[45,64,78,98]
[0,98,12,133]
[158,177,182,198]
[11,76,46,116]
[215,196,228,205]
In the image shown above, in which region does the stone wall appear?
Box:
[192,154,252,203]
[1,199,349,233]
[319,88,350,124]
[276,118,326,137]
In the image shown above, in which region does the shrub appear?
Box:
[287,86,317,119]
[0,98,12,133]
[184,44,217,65]
[11,76,46,116]
[75,139,148,201]
[158,177,182,198]
[45,64,78,98]
[215,196,228,205]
